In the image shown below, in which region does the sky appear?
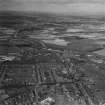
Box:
[0,0,105,16]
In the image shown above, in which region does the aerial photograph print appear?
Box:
[0,0,105,105]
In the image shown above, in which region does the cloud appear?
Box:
[38,0,105,4]
[0,0,105,16]
[0,0,105,4]
[34,3,105,15]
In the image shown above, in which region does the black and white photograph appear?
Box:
[0,0,105,105]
